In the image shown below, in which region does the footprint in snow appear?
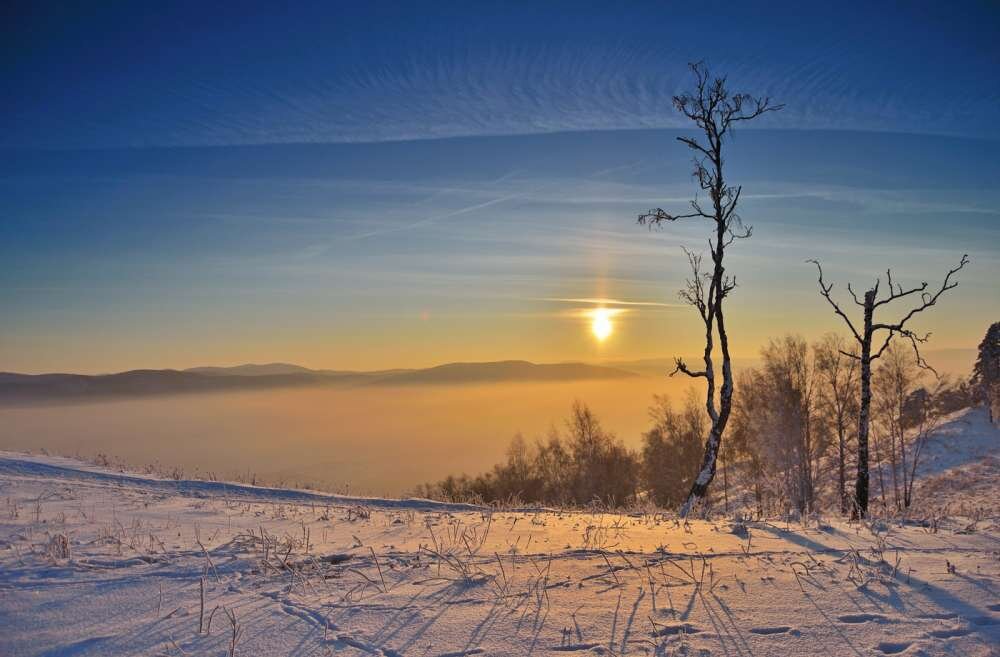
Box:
[549,643,601,652]
[837,613,890,624]
[915,612,958,620]
[927,628,970,639]
[748,626,794,635]
[650,623,702,636]
[876,641,912,654]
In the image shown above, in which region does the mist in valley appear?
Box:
[0,377,694,496]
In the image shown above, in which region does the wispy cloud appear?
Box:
[538,297,682,309]
[344,190,531,241]
[7,4,999,149]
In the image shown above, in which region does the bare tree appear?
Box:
[873,342,918,510]
[728,340,826,518]
[814,333,859,514]
[728,369,769,516]
[758,336,823,514]
[809,255,968,517]
[873,342,955,510]
[638,62,782,517]
[899,381,949,509]
[641,392,705,509]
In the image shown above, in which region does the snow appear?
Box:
[1,411,999,656]
[914,407,1000,516]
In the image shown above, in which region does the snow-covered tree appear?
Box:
[814,333,859,514]
[808,255,968,518]
[972,322,1000,423]
[637,62,782,517]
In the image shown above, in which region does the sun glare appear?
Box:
[591,308,613,342]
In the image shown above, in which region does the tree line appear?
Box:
[417,327,987,513]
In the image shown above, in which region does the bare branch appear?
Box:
[676,136,712,159]
[846,283,864,306]
[677,248,710,321]
[873,271,927,308]
[872,255,969,331]
[808,260,862,343]
[638,208,704,226]
[902,330,939,377]
[872,332,894,361]
[670,357,707,379]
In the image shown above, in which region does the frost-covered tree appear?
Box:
[723,337,829,515]
[808,255,968,517]
[872,342,922,510]
[814,333,859,514]
[638,62,782,517]
[641,393,705,508]
[871,342,957,510]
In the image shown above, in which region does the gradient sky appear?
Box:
[2,1,998,373]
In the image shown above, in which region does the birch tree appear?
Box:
[638,62,782,516]
[809,255,968,517]
[814,333,859,514]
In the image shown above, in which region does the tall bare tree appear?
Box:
[639,62,782,516]
[809,255,968,517]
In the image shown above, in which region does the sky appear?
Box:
[2,1,999,374]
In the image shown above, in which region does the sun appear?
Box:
[591,308,613,342]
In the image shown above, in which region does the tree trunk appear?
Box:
[837,417,847,514]
[682,423,723,515]
[721,451,730,514]
[854,294,875,519]
[873,430,888,509]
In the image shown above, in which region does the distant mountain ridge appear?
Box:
[185,363,319,376]
[366,360,635,385]
[0,360,637,406]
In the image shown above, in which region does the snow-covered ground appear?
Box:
[1,410,998,656]
[913,406,1000,517]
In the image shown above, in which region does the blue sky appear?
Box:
[2,2,998,372]
[6,2,1000,147]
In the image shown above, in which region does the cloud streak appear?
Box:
[538,297,683,309]
[5,4,998,148]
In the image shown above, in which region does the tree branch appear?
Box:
[808,260,862,343]
[872,255,969,331]
[638,208,705,226]
[670,357,708,379]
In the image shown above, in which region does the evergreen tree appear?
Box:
[972,322,1000,422]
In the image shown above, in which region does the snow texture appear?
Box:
[1,408,998,656]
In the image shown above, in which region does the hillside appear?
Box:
[1,409,998,656]
[913,406,1000,514]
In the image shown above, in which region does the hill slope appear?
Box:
[913,406,1000,513]
[0,448,997,656]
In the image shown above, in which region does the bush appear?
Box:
[641,393,704,507]
[417,401,640,507]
